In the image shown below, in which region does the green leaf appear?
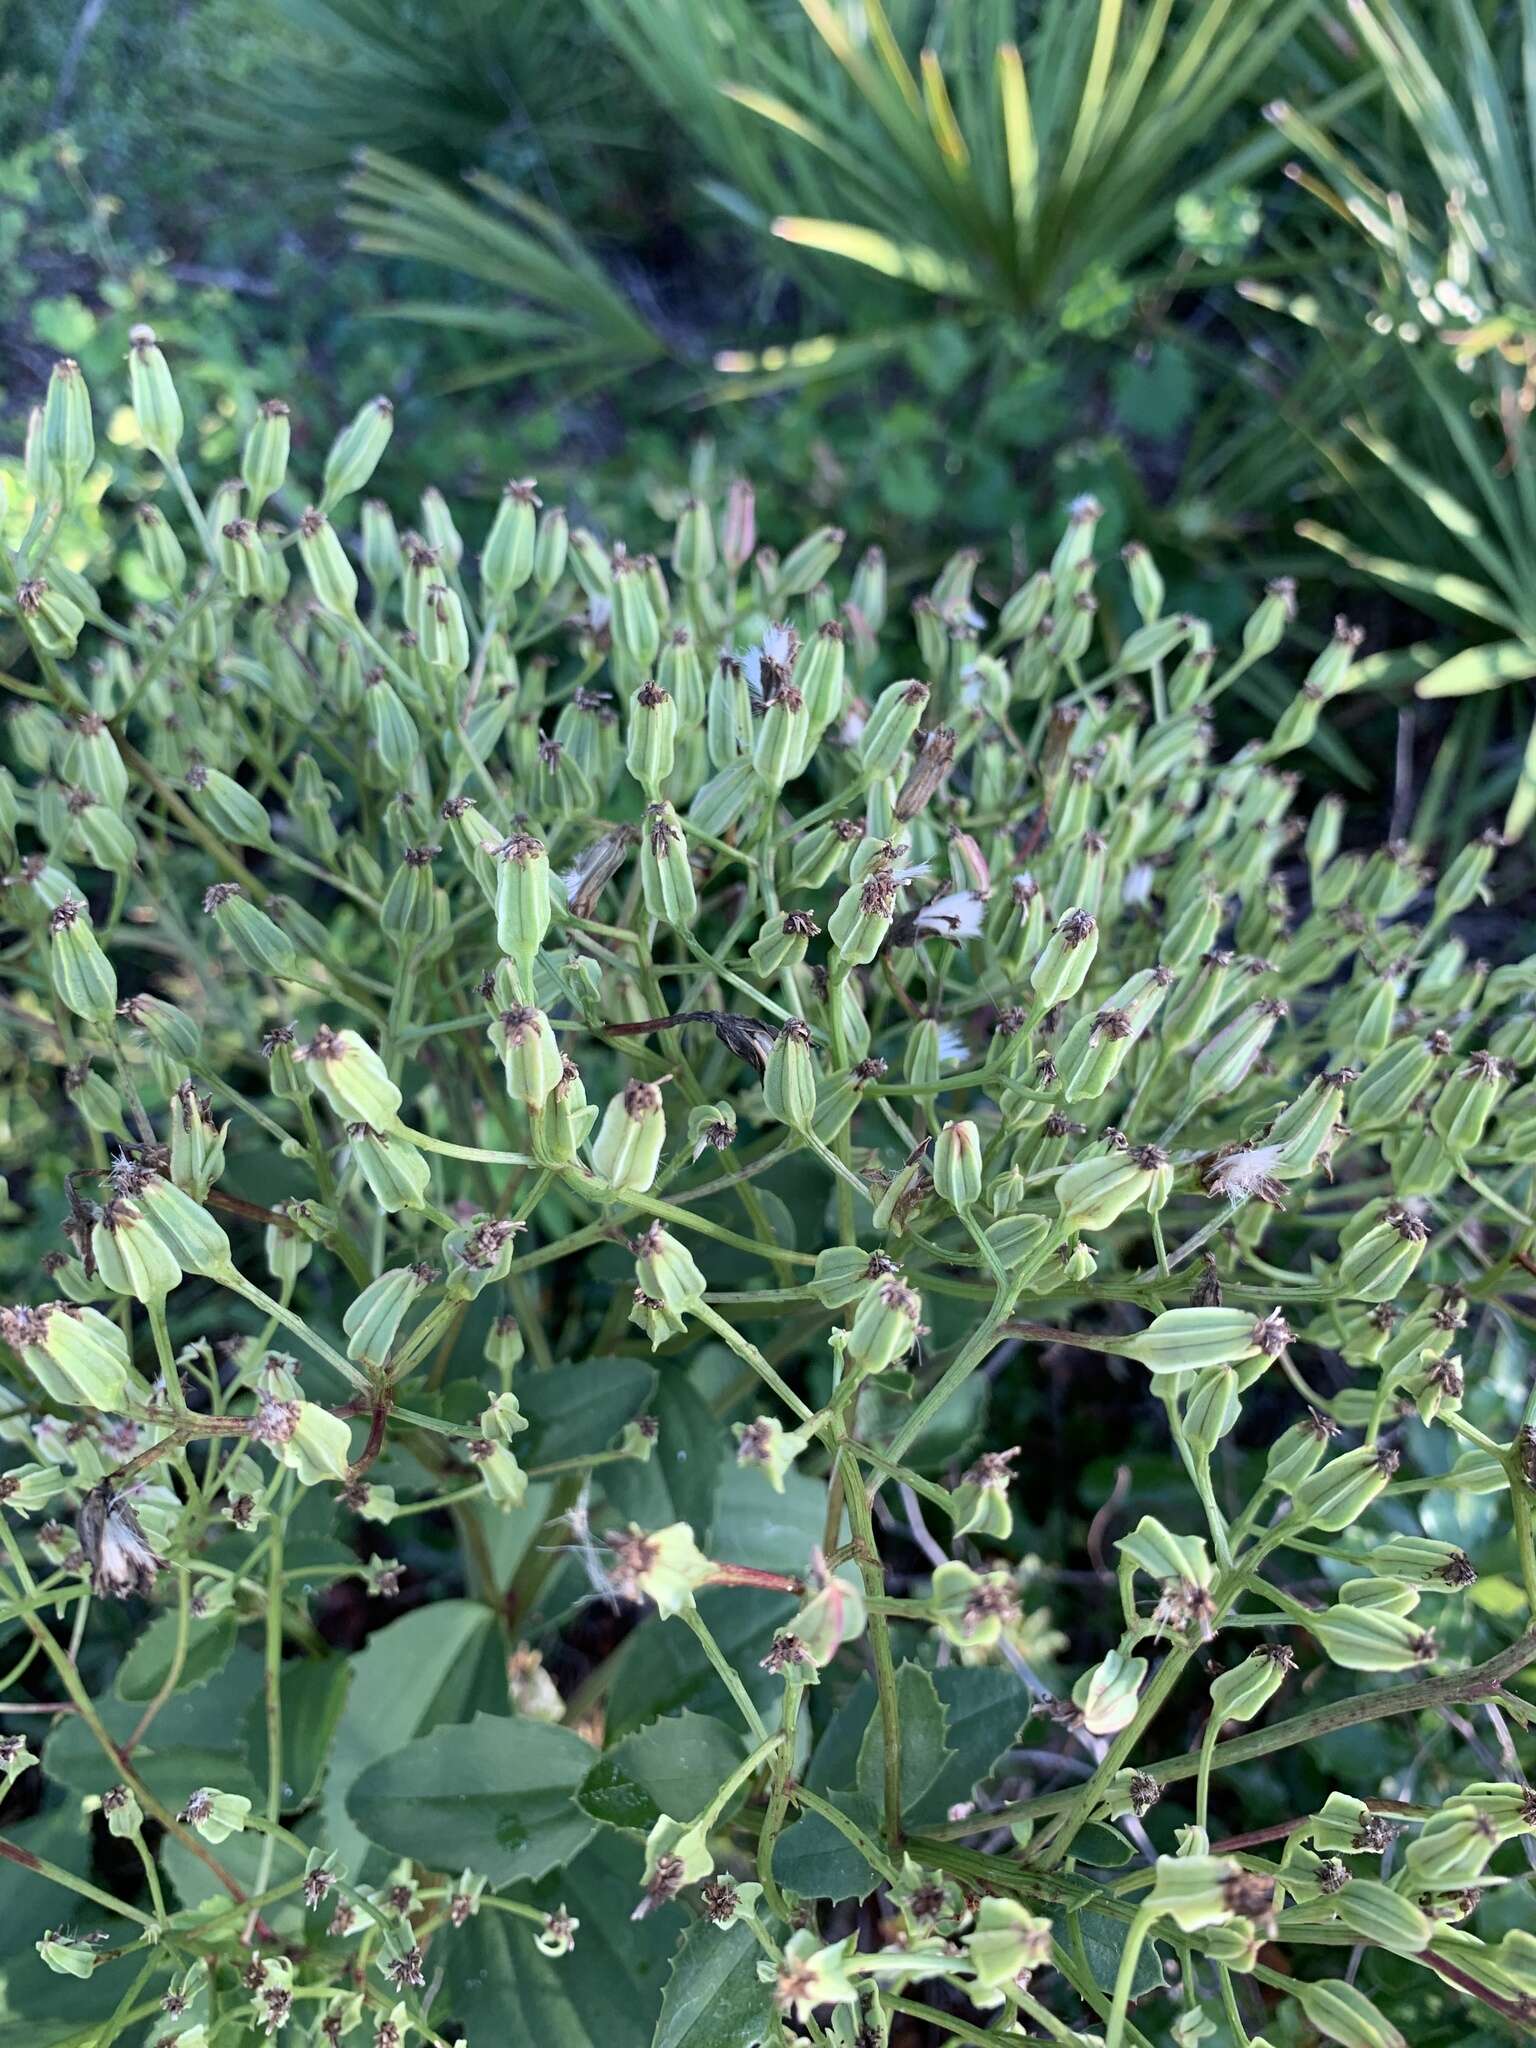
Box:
[1070,1821,1137,1866]
[919,1665,1036,1818]
[771,216,976,294]
[709,1457,830,1576]
[115,1609,236,1702]
[855,1663,950,1816]
[447,1836,681,2048]
[579,1711,746,1833]
[0,1802,120,2040]
[773,1792,885,1901]
[516,1356,659,1465]
[604,1376,723,1544]
[243,1656,352,1812]
[1415,639,1536,699]
[652,1917,774,2048]
[606,1588,793,1739]
[323,1599,502,1880]
[1069,1905,1163,2000]
[347,1710,598,1883]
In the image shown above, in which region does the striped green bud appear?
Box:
[418,583,469,675]
[633,1222,707,1317]
[1122,1306,1283,1375]
[859,678,928,779]
[214,516,261,598]
[1208,1644,1293,1725]
[344,1263,433,1367]
[130,1167,233,1278]
[134,502,187,593]
[1188,997,1287,1101]
[202,882,295,976]
[572,527,616,602]
[1264,1408,1337,1491]
[1,1301,133,1410]
[626,681,676,798]
[93,1196,182,1304]
[590,1078,667,1193]
[1291,1444,1400,1532]
[670,495,716,583]
[1267,1068,1351,1178]
[1367,1535,1476,1591]
[1293,1978,1407,2048]
[1055,1144,1166,1232]
[491,831,552,988]
[610,553,660,672]
[482,480,540,605]
[798,621,847,735]
[303,1025,402,1129]
[748,908,818,979]
[933,1118,982,1211]
[241,398,290,511]
[847,1269,924,1373]
[1328,1880,1431,1957]
[1430,1048,1506,1152]
[706,654,753,769]
[1030,907,1098,1005]
[15,576,83,657]
[48,896,117,1022]
[348,1124,431,1213]
[1120,538,1164,621]
[1074,1649,1148,1735]
[753,682,807,792]
[489,1004,562,1108]
[127,325,183,459]
[1404,1805,1501,1886]
[640,801,696,927]
[186,764,272,850]
[778,523,844,597]
[1146,1855,1267,1934]
[1184,1366,1243,1456]
[443,1217,521,1300]
[380,844,445,951]
[298,509,357,617]
[531,1055,597,1168]
[41,358,94,497]
[1350,1032,1443,1132]
[827,862,896,967]
[1336,1206,1428,1302]
[63,1061,123,1134]
[532,503,568,593]
[322,395,393,509]
[930,1561,1018,1649]
[763,1017,818,1132]
[950,1446,1019,1540]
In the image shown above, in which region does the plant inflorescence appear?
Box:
[1,343,1535,2048]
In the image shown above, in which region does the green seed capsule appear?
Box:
[640,800,697,928]
[1188,998,1287,1102]
[748,908,818,979]
[610,553,660,674]
[133,1169,234,1278]
[489,1004,562,1109]
[241,398,290,511]
[763,1018,819,1132]
[933,1119,983,1211]
[1030,908,1099,1005]
[418,583,469,676]
[589,1077,667,1193]
[670,495,716,584]
[778,523,844,597]
[753,683,808,792]
[93,1196,182,1304]
[186,765,272,851]
[168,1081,228,1198]
[1293,1977,1409,2048]
[1123,1306,1280,1375]
[860,678,929,779]
[322,395,394,509]
[1055,1144,1166,1232]
[828,863,897,967]
[1336,1206,1428,1302]
[349,1123,431,1213]
[633,1222,707,1316]
[41,358,94,498]
[1184,1366,1243,1455]
[202,882,295,976]
[15,576,84,657]
[48,897,117,1023]
[1291,1443,1400,1531]
[1144,1854,1256,1933]
[1209,1644,1293,1724]
[847,1270,925,1372]
[1,1301,134,1410]
[343,1263,433,1367]
[361,671,419,784]
[297,509,357,617]
[303,1024,401,1129]
[127,325,183,460]
[626,681,677,798]
[1430,1049,1506,1152]
[1264,1409,1337,1491]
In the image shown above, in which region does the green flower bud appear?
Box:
[762,1017,819,1132]
[532,502,568,593]
[531,1055,597,1167]
[1264,1408,1338,1491]
[950,1446,1019,1541]
[847,1270,924,1372]
[297,507,358,617]
[131,1167,233,1277]
[827,862,897,968]
[127,325,183,459]
[304,1025,401,1128]
[1122,1305,1282,1375]
[626,681,677,798]
[608,1521,712,1618]
[930,1560,1018,1648]
[859,677,929,779]
[669,494,716,583]
[444,1217,522,1301]
[202,882,296,977]
[1146,1855,1263,1933]
[1293,1977,1407,2048]
[15,575,84,656]
[348,1124,431,1213]
[36,1932,99,1980]
[933,1118,983,1210]
[1336,1206,1428,1302]
[418,583,469,675]
[1290,1442,1400,1531]
[610,553,660,672]
[1031,907,1099,1005]
[41,357,94,497]
[344,1263,434,1367]
[321,395,393,509]
[1055,1144,1166,1232]
[480,478,539,604]
[1430,1048,1506,1153]
[1188,997,1287,1102]
[240,397,290,511]
[590,1078,667,1193]
[1074,1648,1148,1735]
[186,764,273,851]
[1208,1644,1294,1725]
[488,1003,562,1109]
[1,1301,133,1410]
[640,801,697,928]
[778,523,844,597]
[92,1195,182,1303]
[179,1787,252,1844]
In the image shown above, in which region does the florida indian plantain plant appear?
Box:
[1,343,1535,2048]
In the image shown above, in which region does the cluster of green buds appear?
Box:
[1,355,1533,2048]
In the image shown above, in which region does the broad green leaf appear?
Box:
[604,1376,723,1545]
[322,1599,501,1880]
[773,1791,886,1901]
[855,1663,950,1816]
[516,1356,658,1465]
[242,1655,352,1812]
[347,1710,597,1883]
[709,1456,831,1576]
[115,1609,236,1702]
[1071,1820,1137,1866]
[652,1917,774,2048]
[447,1836,681,2048]
[0,1801,120,2041]
[1070,1904,1164,2000]
[1416,640,1536,699]
[579,1711,746,1833]
[919,1665,1036,1819]
[607,1588,793,1739]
